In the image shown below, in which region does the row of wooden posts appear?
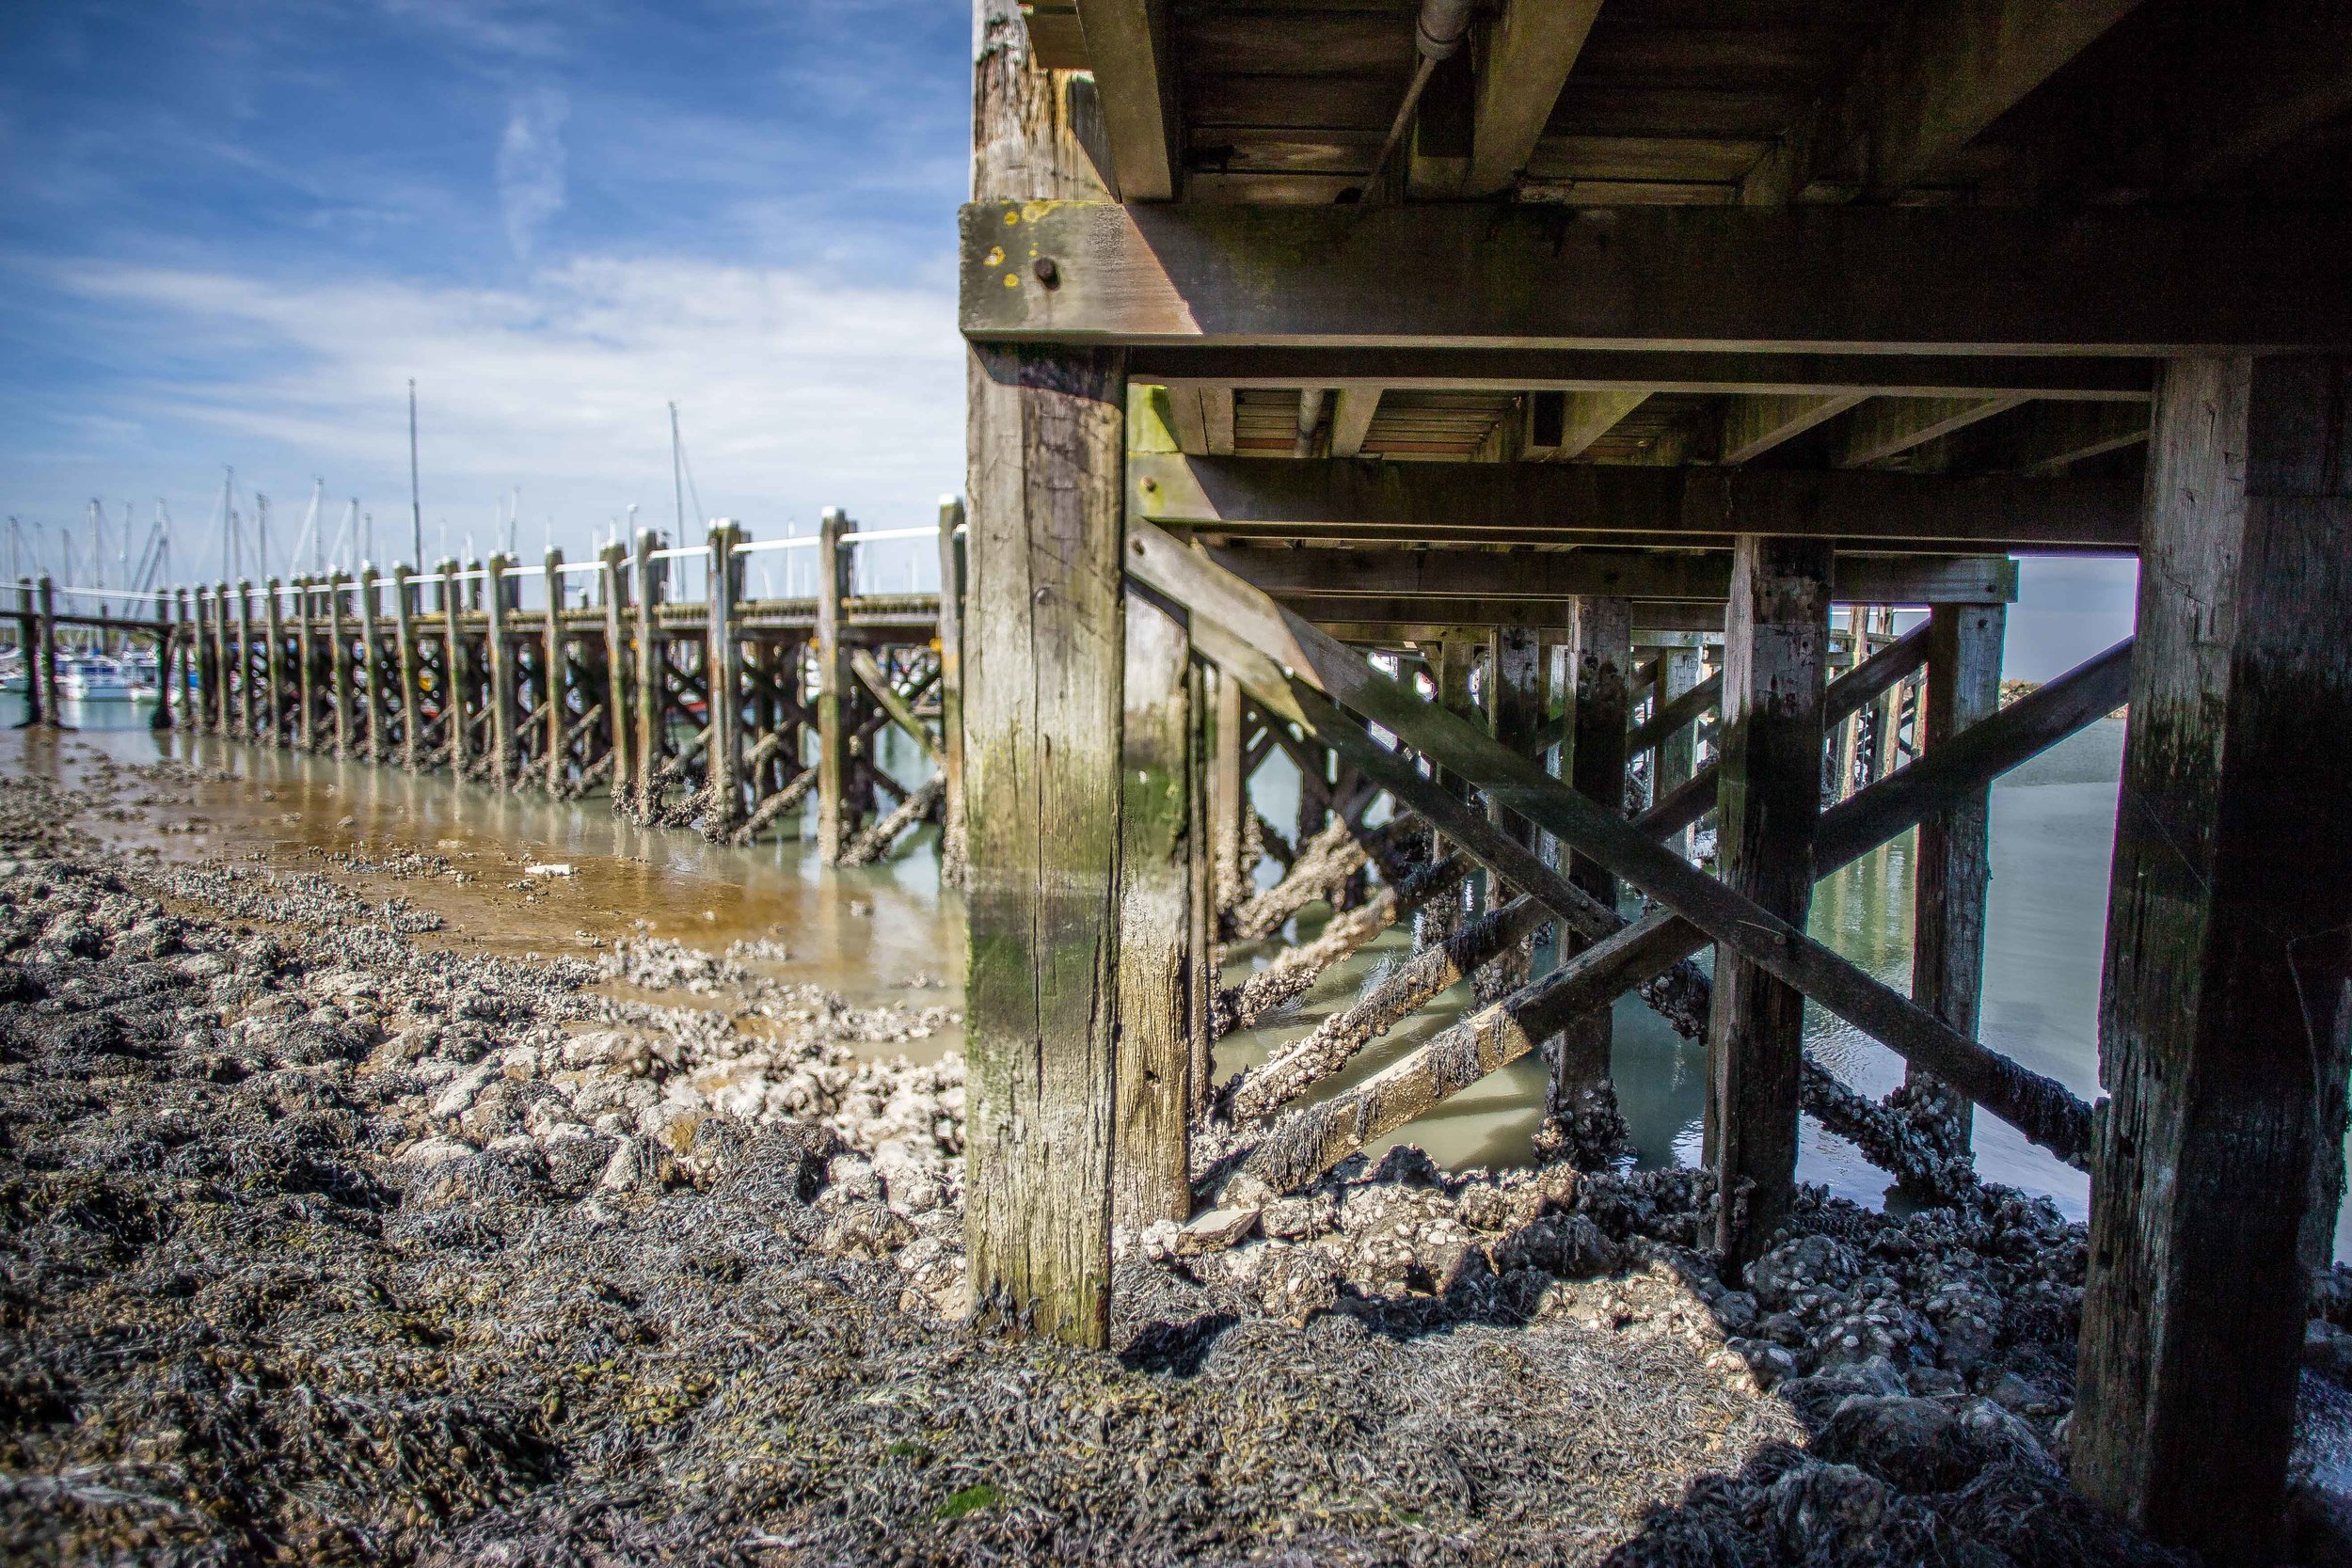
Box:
[9,505,968,867]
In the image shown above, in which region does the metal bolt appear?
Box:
[1033,257,1060,288]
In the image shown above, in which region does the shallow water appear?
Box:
[11,695,2344,1253]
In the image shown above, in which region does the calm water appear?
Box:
[11,694,2337,1249]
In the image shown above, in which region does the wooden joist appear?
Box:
[963,201,2352,354]
[1212,544,2020,608]
[1832,395,2026,469]
[1072,0,1180,201]
[1465,0,1608,198]
[1719,393,1867,465]
[1524,390,1652,461]
[1742,0,2152,202]
[1131,453,2138,551]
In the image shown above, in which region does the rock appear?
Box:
[824,1152,882,1204]
[1175,1205,1261,1257]
[1712,1289,1757,1334]
[1815,1395,1982,1493]
[1746,1234,1860,1310]
[1770,1462,1891,1557]
[818,1200,914,1259]
[1487,1213,1619,1280]
[1774,1356,1911,1427]
[430,1061,498,1121]
[598,1135,669,1194]
[2309,1319,2352,1386]
[398,1135,477,1168]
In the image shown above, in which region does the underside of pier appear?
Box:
[956,0,2352,1560]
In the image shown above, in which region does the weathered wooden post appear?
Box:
[599,542,634,806]
[292,578,316,750]
[1706,537,1831,1268]
[542,548,568,793]
[1903,601,2006,1156]
[704,521,747,832]
[815,508,853,862]
[2073,356,2352,1564]
[630,531,663,814]
[935,496,968,881]
[1866,608,1899,784]
[961,0,1128,1345]
[192,586,216,733]
[357,569,384,761]
[150,594,173,730]
[392,567,420,770]
[176,589,199,729]
[1419,637,1481,943]
[483,555,515,786]
[1833,609,1867,799]
[262,581,285,745]
[1483,625,1546,1001]
[1653,635,1705,856]
[440,562,471,775]
[17,579,42,729]
[1210,667,1247,907]
[1551,596,1634,1121]
[37,578,60,725]
[209,584,231,734]
[1113,589,1193,1228]
[233,580,257,737]
[327,571,353,759]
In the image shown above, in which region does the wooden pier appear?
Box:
[18,511,965,867]
[951,1,2352,1561]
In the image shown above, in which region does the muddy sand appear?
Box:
[0,744,2317,1565]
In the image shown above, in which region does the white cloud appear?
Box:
[496,87,570,259]
[33,249,963,567]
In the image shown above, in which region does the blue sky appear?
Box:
[0,0,972,594]
[0,1,2131,673]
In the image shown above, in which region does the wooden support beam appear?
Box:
[1217,545,2019,607]
[1112,587,1192,1228]
[262,579,285,745]
[705,523,747,832]
[1834,395,2026,469]
[850,648,945,766]
[1550,595,1631,1118]
[1742,0,2151,202]
[1705,537,1830,1267]
[1210,667,1247,908]
[391,570,419,769]
[173,590,194,733]
[294,578,317,751]
[1721,393,1867,465]
[1906,602,2005,1158]
[1524,390,1652,461]
[233,583,256,737]
[1071,0,1179,200]
[2009,400,2153,475]
[1327,388,1378,458]
[358,570,384,762]
[598,545,632,804]
[483,558,514,784]
[629,534,662,813]
[935,497,969,882]
[815,509,853,862]
[1465,0,1607,198]
[961,321,1127,1342]
[1625,667,1721,762]
[208,584,229,734]
[961,200,2352,354]
[1132,452,2138,551]
[331,576,357,756]
[149,595,174,732]
[1136,346,2160,400]
[1652,640,1705,860]
[2073,355,2352,1563]
[21,580,47,729]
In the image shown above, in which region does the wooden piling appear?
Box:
[392,568,420,770]
[543,549,568,793]
[262,581,285,745]
[1653,637,1705,856]
[1705,537,1831,1268]
[441,562,471,775]
[151,594,173,730]
[1210,667,1247,908]
[1551,595,1633,1116]
[815,509,852,862]
[175,590,198,729]
[358,570,384,762]
[1113,588,1194,1229]
[2073,355,2352,1564]
[1905,602,2006,1156]
[705,522,746,832]
[328,572,353,759]
[293,578,316,750]
[961,339,1128,1346]
[483,556,515,786]
[17,579,41,729]
[234,581,256,737]
[209,584,230,734]
[599,543,633,804]
[630,531,662,814]
[936,496,968,882]
[1483,624,1546,1003]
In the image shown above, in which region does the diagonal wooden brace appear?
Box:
[1127,519,2115,1170]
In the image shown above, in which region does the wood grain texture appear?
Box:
[1551,597,1631,1101]
[962,341,1128,1346]
[1705,536,1829,1267]
[2073,355,2352,1563]
[1113,589,1192,1228]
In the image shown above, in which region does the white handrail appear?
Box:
[840,526,942,545]
[733,535,819,555]
[645,545,710,562]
